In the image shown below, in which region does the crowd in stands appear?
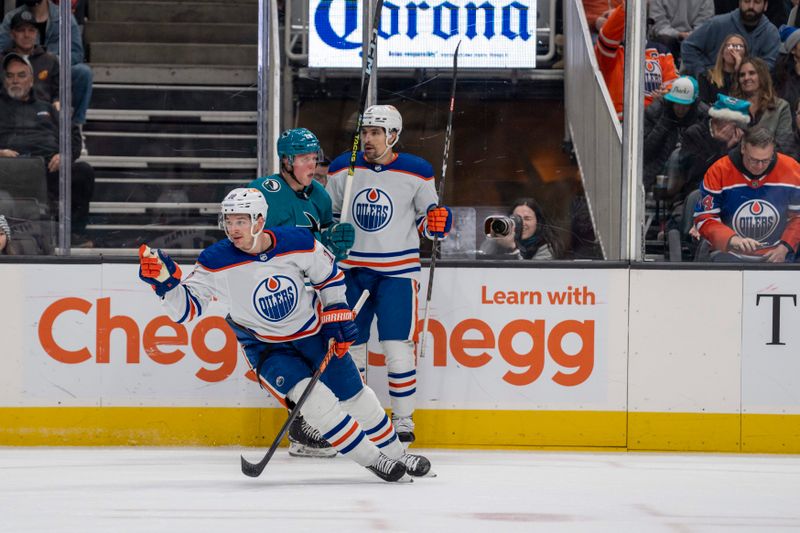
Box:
[593,0,800,262]
[0,0,93,252]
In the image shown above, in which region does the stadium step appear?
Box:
[91,1,257,24]
[91,43,257,66]
[86,22,257,45]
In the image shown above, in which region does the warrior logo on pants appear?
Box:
[353,188,393,232]
[253,275,299,322]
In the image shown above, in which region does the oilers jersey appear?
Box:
[326,152,439,279]
[247,174,333,239]
[694,152,800,258]
[160,226,346,342]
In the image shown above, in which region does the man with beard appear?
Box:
[0,53,94,243]
[0,9,59,106]
[681,0,780,77]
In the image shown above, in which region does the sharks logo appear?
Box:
[262,178,281,193]
[303,212,322,235]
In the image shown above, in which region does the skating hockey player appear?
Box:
[137,188,431,481]
[326,105,453,443]
[248,127,355,459]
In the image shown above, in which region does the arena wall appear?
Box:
[1,264,798,453]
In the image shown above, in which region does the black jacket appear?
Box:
[0,92,80,162]
[643,98,709,190]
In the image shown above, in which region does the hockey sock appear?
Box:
[340,386,402,454]
[382,340,417,419]
[349,343,368,381]
[288,378,379,467]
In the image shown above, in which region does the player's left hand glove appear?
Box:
[321,222,355,261]
[426,206,452,239]
[138,244,182,297]
[320,303,359,358]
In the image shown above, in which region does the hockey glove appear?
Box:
[426,206,453,239]
[321,222,355,261]
[138,244,182,297]
[320,303,359,358]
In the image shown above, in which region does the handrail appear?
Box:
[564,0,623,260]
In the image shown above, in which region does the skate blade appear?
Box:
[395,474,414,483]
[288,450,338,458]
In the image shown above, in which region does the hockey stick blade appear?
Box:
[241,291,370,478]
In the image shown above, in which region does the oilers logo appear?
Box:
[644,54,664,95]
[733,200,779,242]
[352,188,393,232]
[262,178,281,193]
[252,275,298,322]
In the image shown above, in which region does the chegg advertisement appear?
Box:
[2,264,628,412]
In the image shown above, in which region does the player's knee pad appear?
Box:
[382,340,416,372]
[288,379,340,431]
[349,343,367,373]
[340,386,383,425]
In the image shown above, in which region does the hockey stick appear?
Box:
[241,290,370,478]
[418,42,460,361]
[339,0,384,224]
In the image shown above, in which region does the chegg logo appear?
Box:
[38,297,238,383]
[38,297,595,388]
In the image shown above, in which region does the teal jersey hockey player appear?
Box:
[248,172,333,238]
[247,128,353,258]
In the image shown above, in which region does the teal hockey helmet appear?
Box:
[277,128,321,164]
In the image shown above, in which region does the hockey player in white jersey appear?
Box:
[137,188,431,481]
[326,105,453,443]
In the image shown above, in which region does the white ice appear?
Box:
[1,448,799,532]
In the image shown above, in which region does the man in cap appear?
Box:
[0,0,93,132]
[0,52,94,243]
[0,9,60,106]
[644,76,709,191]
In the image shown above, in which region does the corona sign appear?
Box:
[308,0,538,68]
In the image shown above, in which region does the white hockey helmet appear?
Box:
[362,104,402,147]
[219,188,268,230]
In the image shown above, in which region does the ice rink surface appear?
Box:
[2,447,800,533]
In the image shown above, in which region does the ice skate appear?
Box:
[367,453,412,483]
[392,415,416,444]
[400,452,435,477]
[288,416,337,458]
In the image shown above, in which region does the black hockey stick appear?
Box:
[339,0,385,223]
[419,41,460,361]
[241,290,370,478]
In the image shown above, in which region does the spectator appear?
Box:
[596,2,678,119]
[0,0,92,133]
[698,33,748,104]
[479,197,564,260]
[0,53,93,243]
[733,56,797,156]
[0,9,59,106]
[680,93,750,197]
[714,0,788,28]
[695,126,800,262]
[313,154,330,187]
[681,0,781,78]
[583,0,622,33]
[774,25,800,126]
[649,0,715,59]
[0,214,9,254]
[644,76,709,191]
